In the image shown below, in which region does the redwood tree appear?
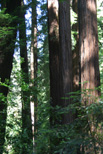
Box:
[48,0,60,109]
[59,0,73,124]
[48,0,73,152]
[78,0,100,103]
[78,0,101,153]
[48,0,60,152]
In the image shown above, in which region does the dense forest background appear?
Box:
[0,0,103,154]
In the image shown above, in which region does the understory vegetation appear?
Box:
[0,0,103,154]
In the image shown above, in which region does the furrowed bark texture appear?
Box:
[78,0,100,104]
[78,0,101,153]
[59,0,73,124]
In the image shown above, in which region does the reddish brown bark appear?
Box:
[78,0,100,104]
[78,0,101,153]
[59,0,73,124]
[48,0,73,153]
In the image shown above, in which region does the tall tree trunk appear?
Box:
[0,0,19,153]
[19,1,32,153]
[30,0,37,152]
[78,0,100,103]
[48,0,60,152]
[48,0,60,108]
[48,0,73,152]
[78,0,101,153]
[59,0,73,124]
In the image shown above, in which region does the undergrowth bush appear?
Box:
[36,89,103,154]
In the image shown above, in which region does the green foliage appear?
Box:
[2,55,33,154]
[31,85,103,154]
[44,91,103,154]
[1,0,103,154]
[0,9,17,38]
[2,57,21,154]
